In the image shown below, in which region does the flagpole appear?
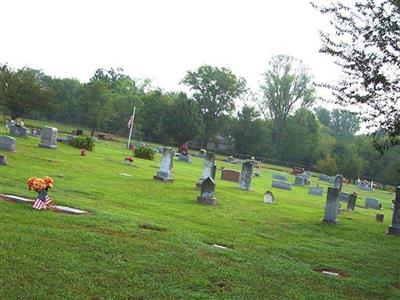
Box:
[127,106,136,150]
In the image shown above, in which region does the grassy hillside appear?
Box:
[0,124,399,299]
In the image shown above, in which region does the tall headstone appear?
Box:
[347,193,357,211]
[38,127,58,149]
[334,174,344,191]
[0,136,16,152]
[322,187,340,224]
[153,147,174,182]
[197,177,217,205]
[239,161,253,191]
[196,152,216,188]
[388,186,400,235]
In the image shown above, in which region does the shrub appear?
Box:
[70,136,95,151]
[134,146,155,160]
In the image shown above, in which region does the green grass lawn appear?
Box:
[1,124,399,299]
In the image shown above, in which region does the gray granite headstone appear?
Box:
[197,177,217,205]
[322,187,340,224]
[0,155,7,166]
[347,193,357,211]
[0,136,16,152]
[154,147,174,182]
[38,127,58,149]
[197,152,215,188]
[338,192,350,202]
[365,198,381,210]
[334,174,344,191]
[239,161,253,191]
[319,174,330,181]
[178,153,192,163]
[388,186,400,235]
[66,135,75,144]
[272,180,292,191]
[19,127,29,137]
[294,176,306,186]
[9,125,18,136]
[359,185,373,192]
[309,187,323,196]
[272,174,287,181]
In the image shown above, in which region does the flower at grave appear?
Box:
[43,176,54,188]
[27,176,55,210]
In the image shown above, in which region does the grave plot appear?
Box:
[0,194,88,215]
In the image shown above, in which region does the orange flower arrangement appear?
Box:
[27,176,54,192]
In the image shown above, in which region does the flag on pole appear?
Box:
[33,189,52,210]
[127,116,134,128]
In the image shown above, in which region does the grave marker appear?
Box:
[197,177,217,205]
[239,161,253,191]
[347,193,357,211]
[322,187,340,224]
[272,180,292,191]
[197,152,215,188]
[153,147,174,182]
[334,174,344,191]
[0,136,16,152]
[0,155,7,166]
[309,187,323,196]
[38,126,58,149]
[388,186,400,235]
[221,169,240,182]
[365,198,382,210]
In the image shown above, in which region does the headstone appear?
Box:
[334,174,344,191]
[156,146,163,153]
[0,155,7,166]
[197,152,215,188]
[263,191,275,204]
[359,185,373,192]
[38,127,58,149]
[365,198,381,210]
[197,177,217,205]
[0,136,16,152]
[322,187,340,224]
[178,153,192,163]
[272,180,292,191]
[338,192,350,202]
[319,174,330,181]
[388,186,400,235]
[294,176,306,186]
[19,127,29,137]
[309,187,323,196]
[239,161,253,191]
[220,169,240,182]
[347,193,357,211]
[328,177,335,184]
[153,147,174,182]
[272,174,287,181]
[376,214,384,223]
[9,125,18,136]
[66,135,75,144]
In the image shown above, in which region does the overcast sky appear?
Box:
[0,0,342,101]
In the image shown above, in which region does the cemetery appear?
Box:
[1,121,399,299]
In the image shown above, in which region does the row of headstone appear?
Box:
[10,125,29,137]
[319,174,330,181]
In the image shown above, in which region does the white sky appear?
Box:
[0,0,342,102]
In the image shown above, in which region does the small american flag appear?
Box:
[127,116,134,128]
[33,190,52,210]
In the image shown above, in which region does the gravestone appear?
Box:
[322,187,340,224]
[197,152,216,188]
[178,153,192,163]
[309,187,323,196]
[0,155,6,166]
[388,186,400,235]
[359,185,373,192]
[272,180,292,191]
[38,127,58,149]
[319,174,330,181]
[197,177,217,205]
[376,214,384,223]
[9,125,18,136]
[19,127,29,137]
[221,169,240,182]
[239,161,253,191]
[338,192,350,202]
[272,174,287,181]
[334,174,344,191]
[328,177,335,184]
[365,198,381,210]
[263,191,275,204]
[153,147,174,182]
[0,136,16,152]
[66,135,75,144]
[347,193,357,211]
[294,176,307,186]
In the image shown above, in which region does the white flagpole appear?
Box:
[127,106,136,150]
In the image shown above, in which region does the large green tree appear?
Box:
[0,64,55,119]
[259,55,315,158]
[182,65,247,146]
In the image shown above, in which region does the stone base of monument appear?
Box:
[322,218,338,225]
[197,196,217,205]
[387,226,400,235]
[153,173,174,183]
[38,143,58,149]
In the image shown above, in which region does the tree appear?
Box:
[316,155,338,175]
[161,93,204,145]
[182,65,247,145]
[0,64,55,119]
[259,55,315,158]
[330,109,360,138]
[313,0,400,152]
[315,107,331,127]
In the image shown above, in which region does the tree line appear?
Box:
[0,54,398,186]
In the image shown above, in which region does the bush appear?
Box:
[70,136,95,151]
[134,146,155,160]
